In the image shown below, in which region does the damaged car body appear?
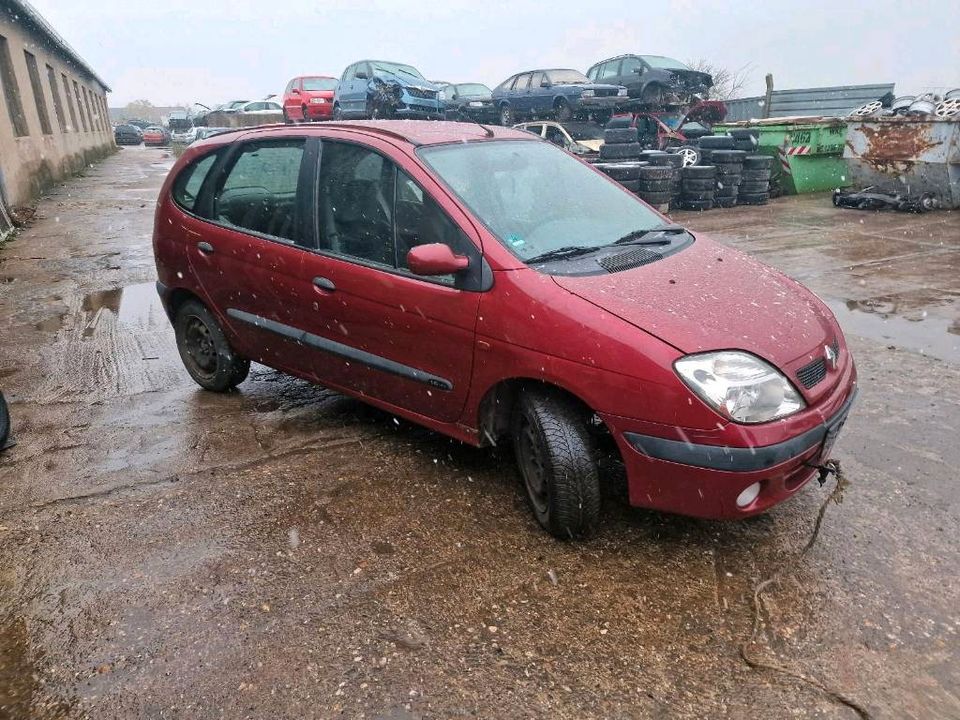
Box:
[333,60,444,120]
[587,54,713,107]
[153,121,857,539]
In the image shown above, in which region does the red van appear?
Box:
[282,76,338,123]
[152,121,856,538]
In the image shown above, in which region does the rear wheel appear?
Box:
[499,104,513,126]
[174,300,249,392]
[555,98,573,122]
[282,108,292,124]
[332,104,343,121]
[512,387,601,539]
[302,105,309,123]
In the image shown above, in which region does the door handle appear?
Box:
[312,276,336,291]
[197,241,214,254]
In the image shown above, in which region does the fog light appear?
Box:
[736,482,762,508]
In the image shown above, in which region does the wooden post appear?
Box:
[763,74,774,119]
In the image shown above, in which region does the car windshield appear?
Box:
[640,55,691,70]
[456,83,491,97]
[371,62,425,80]
[418,140,663,264]
[562,122,605,140]
[301,77,337,91]
[546,69,591,85]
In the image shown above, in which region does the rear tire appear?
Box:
[499,104,513,126]
[174,300,249,392]
[555,98,573,122]
[333,104,343,121]
[302,105,310,123]
[512,387,601,539]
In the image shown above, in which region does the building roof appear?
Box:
[2,0,110,91]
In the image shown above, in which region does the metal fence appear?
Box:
[724,84,895,122]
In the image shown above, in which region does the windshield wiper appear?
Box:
[612,224,688,246]
[527,245,602,263]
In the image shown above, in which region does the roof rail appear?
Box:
[309,123,424,146]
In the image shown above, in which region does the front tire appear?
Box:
[512,387,601,539]
[174,300,249,392]
[499,104,513,126]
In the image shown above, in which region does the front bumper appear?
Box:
[611,385,858,519]
[394,105,444,120]
[449,104,498,122]
[579,96,622,111]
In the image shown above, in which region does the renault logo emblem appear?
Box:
[824,344,838,370]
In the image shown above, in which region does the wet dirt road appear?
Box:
[0,147,958,719]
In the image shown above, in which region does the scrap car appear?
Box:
[153,120,857,539]
[492,68,626,125]
[333,60,444,120]
[439,82,498,122]
[587,54,713,107]
[513,120,605,157]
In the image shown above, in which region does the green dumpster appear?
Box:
[714,117,850,195]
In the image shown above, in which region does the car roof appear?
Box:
[199,120,534,148]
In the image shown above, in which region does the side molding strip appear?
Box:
[226,308,454,391]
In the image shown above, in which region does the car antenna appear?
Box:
[462,114,494,138]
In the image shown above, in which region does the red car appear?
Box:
[153,121,856,538]
[142,126,170,146]
[282,76,338,123]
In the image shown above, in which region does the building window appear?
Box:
[0,34,29,137]
[72,80,88,131]
[46,64,66,132]
[61,73,78,131]
[81,85,95,130]
[23,51,52,135]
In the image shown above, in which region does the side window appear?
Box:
[599,61,621,80]
[530,72,545,89]
[214,140,305,241]
[586,66,598,81]
[172,151,220,213]
[512,74,530,90]
[620,57,642,76]
[317,141,396,266]
[341,64,355,82]
[395,169,471,284]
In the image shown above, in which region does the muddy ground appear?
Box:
[0,146,958,719]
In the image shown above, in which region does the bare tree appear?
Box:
[686,59,753,100]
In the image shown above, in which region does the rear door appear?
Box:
[618,57,644,96]
[528,72,548,115]
[292,137,482,422]
[183,138,311,367]
[338,64,358,116]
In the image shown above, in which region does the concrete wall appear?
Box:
[0,6,114,209]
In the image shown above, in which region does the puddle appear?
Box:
[827,298,960,364]
[81,282,168,336]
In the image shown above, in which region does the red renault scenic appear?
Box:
[152,121,857,538]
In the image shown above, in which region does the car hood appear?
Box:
[670,69,713,89]
[550,235,835,367]
[377,72,438,92]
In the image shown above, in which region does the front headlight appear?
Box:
[309,97,327,104]
[617,88,628,97]
[581,89,595,97]
[674,351,805,424]
[468,101,484,107]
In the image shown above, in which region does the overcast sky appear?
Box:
[29,0,960,107]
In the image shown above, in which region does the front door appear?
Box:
[292,137,481,422]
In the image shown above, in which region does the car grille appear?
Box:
[594,88,619,98]
[597,248,662,273]
[796,338,840,389]
[407,87,437,100]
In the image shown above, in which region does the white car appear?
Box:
[513,120,605,156]
[171,127,201,144]
[237,101,283,115]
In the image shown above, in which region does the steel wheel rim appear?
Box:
[518,416,549,516]
[183,315,218,378]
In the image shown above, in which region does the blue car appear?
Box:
[492,68,626,126]
[333,60,444,120]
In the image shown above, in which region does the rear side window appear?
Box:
[214,140,306,241]
[598,61,620,80]
[620,57,643,76]
[172,152,219,213]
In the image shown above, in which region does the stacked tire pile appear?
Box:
[599,127,642,161]
[595,161,646,193]
[635,165,674,210]
[679,166,717,211]
[739,155,774,205]
[710,149,746,208]
[644,152,684,209]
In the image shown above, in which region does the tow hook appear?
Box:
[805,458,842,487]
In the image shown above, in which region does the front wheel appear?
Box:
[174,300,249,392]
[499,104,513,126]
[512,387,601,539]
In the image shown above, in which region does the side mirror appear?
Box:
[406,243,470,276]
[540,79,551,88]
[355,71,369,80]
[291,88,300,95]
